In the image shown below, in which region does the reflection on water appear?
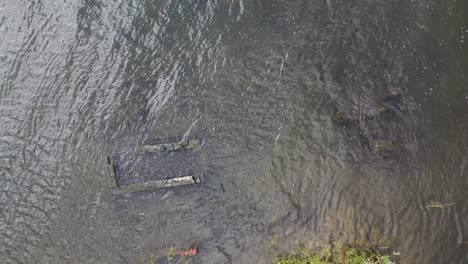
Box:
[0,0,467,263]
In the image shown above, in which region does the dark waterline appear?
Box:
[0,0,467,263]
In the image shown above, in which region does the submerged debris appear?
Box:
[332,110,356,125]
[371,139,396,153]
[382,87,403,109]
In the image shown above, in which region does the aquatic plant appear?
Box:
[425,200,454,208]
[275,244,395,264]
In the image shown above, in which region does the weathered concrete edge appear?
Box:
[136,139,202,154]
[111,175,199,195]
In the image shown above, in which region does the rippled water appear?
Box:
[1,0,467,263]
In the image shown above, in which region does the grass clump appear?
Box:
[274,247,327,264]
[275,244,395,264]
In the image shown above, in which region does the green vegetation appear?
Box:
[275,244,395,264]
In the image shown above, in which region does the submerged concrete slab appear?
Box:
[107,138,203,194]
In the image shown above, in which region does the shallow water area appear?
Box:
[0,0,467,263]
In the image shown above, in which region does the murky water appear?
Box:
[1,0,467,263]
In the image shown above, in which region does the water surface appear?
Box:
[1,0,467,263]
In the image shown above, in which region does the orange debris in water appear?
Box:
[178,247,198,257]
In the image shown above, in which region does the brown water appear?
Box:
[1,0,467,263]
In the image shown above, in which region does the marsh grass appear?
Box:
[275,244,395,264]
[139,246,177,264]
[140,253,157,264]
[425,200,454,208]
[167,246,177,261]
